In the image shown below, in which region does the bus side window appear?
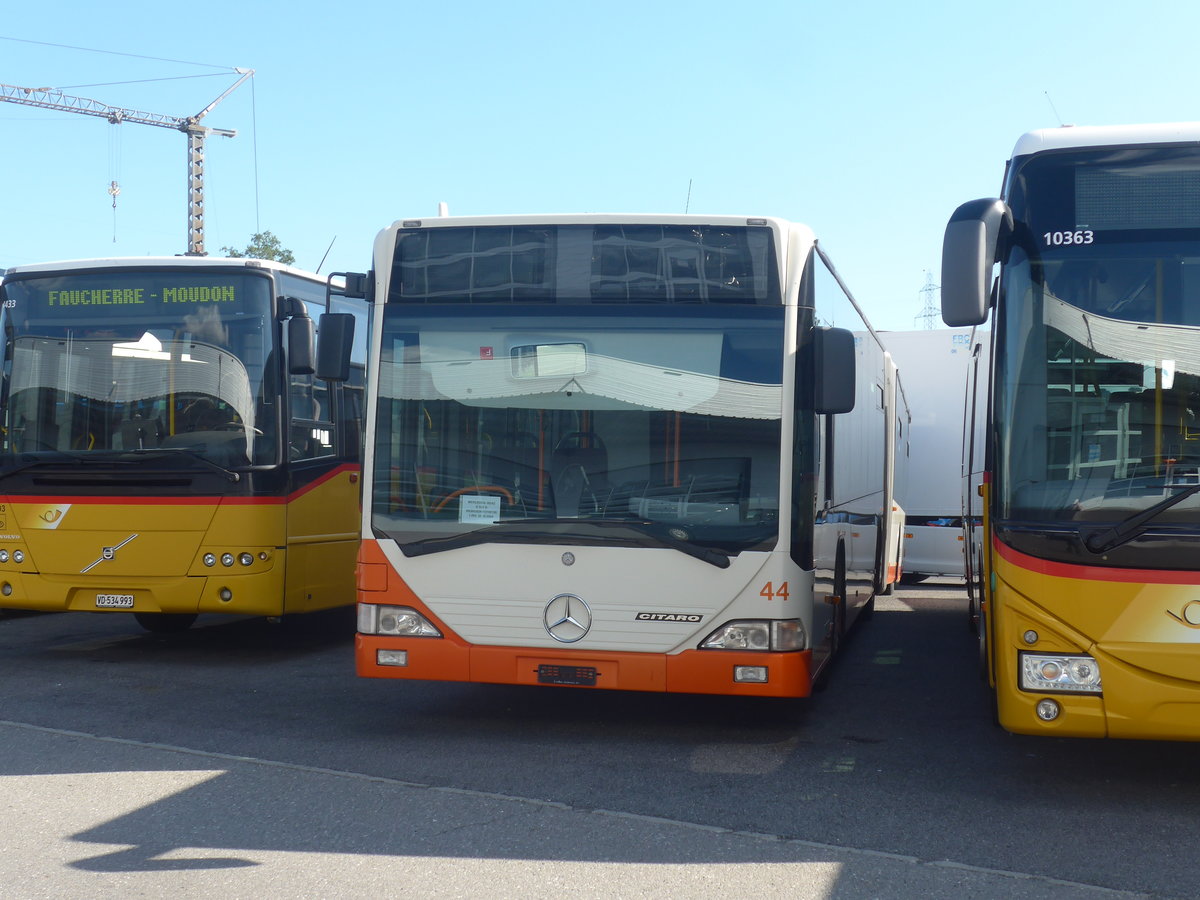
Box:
[283,288,335,461]
[289,373,333,460]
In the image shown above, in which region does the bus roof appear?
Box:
[384,213,796,231]
[1011,122,1200,158]
[2,256,325,280]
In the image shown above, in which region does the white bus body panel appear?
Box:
[375,541,811,654]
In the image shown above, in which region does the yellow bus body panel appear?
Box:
[991,540,1200,740]
[0,466,359,619]
[282,467,361,614]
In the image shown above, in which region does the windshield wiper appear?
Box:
[1079,481,1200,554]
[0,450,89,480]
[0,448,240,483]
[399,519,732,568]
[129,448,241,483]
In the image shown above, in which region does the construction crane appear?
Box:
[0,69,254,256]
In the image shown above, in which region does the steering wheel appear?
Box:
[432,485,515,514]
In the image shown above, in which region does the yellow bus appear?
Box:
[328,214,907,697]
[0,256,367,632]
[943,123,1200,739]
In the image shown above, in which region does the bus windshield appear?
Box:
[0,270,277,469]
[997,147,1200,536]
[371,304,784,555]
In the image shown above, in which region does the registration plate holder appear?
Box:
[537,664,598,686]
[95,593,134,609]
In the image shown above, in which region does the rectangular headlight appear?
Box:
[358,604,442,637]
[734,665,769,683]
[700,619,806,651]
[701,621,770,651]
[1019,652,1102,695]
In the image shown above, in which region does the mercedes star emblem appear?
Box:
[543,593,591,643]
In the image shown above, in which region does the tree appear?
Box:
[220,231,295,265]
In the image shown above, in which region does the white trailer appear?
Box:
[884,328,977,580]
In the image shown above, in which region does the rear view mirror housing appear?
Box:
[287,315,315,376]
[941,198,1011,327]
[316,313,355,382]
[814,326,855,415]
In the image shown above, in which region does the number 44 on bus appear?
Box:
[323,214,908,698]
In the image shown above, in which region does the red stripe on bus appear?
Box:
[994,534,1200,585]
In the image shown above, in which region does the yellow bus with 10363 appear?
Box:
[943,123,1200,739]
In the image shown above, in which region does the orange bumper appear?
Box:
[356,633,814,697]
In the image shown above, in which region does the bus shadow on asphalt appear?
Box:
[37,605,358,663]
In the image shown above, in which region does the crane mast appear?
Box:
[0,68,254,256]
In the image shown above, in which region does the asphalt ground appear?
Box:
[0,581,1195,898]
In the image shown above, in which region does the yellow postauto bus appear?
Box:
[942,123,1200,739]
[0,256,367,632]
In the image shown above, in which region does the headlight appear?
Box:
[1020,652,1102,694]
[358,604,442,637]
[700,619,807,651]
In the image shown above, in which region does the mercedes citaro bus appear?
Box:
[328,214,906,697]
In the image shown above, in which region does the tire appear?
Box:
[831,546,848,655]
[976,605,1000,727]
[976,605,990,683]
[133,612,197,634]
[859,593,876,622]
[814,546,848,692]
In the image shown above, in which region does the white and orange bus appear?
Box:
[943,123,1200,739]
[0,256,368,631]
[334,214,905,696]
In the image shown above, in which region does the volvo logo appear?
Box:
[81,534,139,574]
[544,593,591,643]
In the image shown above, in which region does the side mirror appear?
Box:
[941,198,1011,327]
[316,313,355,382]
[328,271,371,301]
[288,316,316,375]
[814,326,855,415]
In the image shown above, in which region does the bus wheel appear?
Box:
[859,593,875,622]
[975,606,1000,726]
[976,606,989,683]
[831,547,847,653]
[134,612,197,634]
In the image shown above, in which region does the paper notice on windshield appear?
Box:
[459,494,502,524]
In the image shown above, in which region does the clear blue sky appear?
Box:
[2,1,1198,331]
